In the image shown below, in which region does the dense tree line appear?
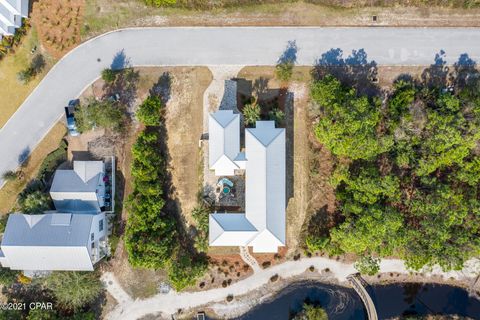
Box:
[125,96,206,290]
[309,73,480,271]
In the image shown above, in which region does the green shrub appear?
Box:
[101,68,117,83]
[0,267,19,287]
[275,61,294,82]
[75,99,126,133]
[192,205,209,253]
[167,250,207,291]
[354,256,380,276]
[2,170,17,182]
[19,191,51,214]
[145,0,177,6]
[305,235,330,253]
[125,130,177,269]
[293,303,328,320]
[268,108,285,126]
[37,139,67,181]
[136,96,163,126]
[243,101,261,126]
[41,272,103,311]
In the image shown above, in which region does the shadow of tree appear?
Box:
[420,50,450,91]
[453,53,478,89]
[277,40,298,65]
[150,72,172,105]
[313,48,379,97]
[18,146,30,167]
[110,49,130,70]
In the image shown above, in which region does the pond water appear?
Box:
[232,281,480,320]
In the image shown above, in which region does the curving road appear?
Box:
[2,27,480,185]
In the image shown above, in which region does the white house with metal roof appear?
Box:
[0,0,29,38]
[208,110,241,176]
[50,161,107,213]
[0,212,107,271]
[208,111,286,253]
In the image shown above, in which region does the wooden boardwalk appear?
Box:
[347,274,378,320]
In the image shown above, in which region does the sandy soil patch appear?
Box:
[163,67,212,224]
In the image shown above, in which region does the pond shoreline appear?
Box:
[206,269,480,319]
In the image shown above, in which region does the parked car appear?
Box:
[65,99,80,136]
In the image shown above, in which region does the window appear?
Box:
[99,219,104,232]
[91,233,94,241]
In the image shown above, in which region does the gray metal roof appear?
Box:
[1,213,93,247]
[50,161,103,193]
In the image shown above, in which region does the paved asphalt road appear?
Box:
[2,27,480,185]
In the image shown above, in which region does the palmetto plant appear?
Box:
[243,99,261,126]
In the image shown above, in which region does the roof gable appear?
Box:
[2,213,93,248]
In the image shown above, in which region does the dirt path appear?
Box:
[102,257,480,320]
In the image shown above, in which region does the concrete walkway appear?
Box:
[239,246,261,273]
[103,257,480,320]
[3,27,480,186]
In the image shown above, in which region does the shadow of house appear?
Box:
[313,48,379,97]
[71,151,94,162]
[284,90,294,203]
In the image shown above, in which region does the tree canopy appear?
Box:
[311,75,392,160]
[41,272,103,311]
[309,73,480,271]
[75,99,126,133]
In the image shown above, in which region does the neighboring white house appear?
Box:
[50,161,107,213]
[0,212,107,271]
[209,110,286,253]
[0,0,29,38]
[0,160,113,272]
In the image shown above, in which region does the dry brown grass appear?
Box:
[83,0,480,40]
[0,28,55,128]
[0,122,66,215]
[32,0,85,58]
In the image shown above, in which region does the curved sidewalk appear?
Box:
[102,256,480,320]
[2,27,480,185]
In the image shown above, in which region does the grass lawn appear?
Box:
[0,27,55,128]
[0,122,65,215]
